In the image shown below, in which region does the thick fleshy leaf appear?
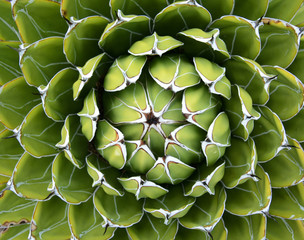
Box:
[12,153,53,200]
[144,185,195,224]
[154,1,211,37]
[251,106,288,162]
[233,0,268,20]
[94,187,144,227]
[264,66,304,120]
[197,0,233,20]
[104,55,146,91]
[111,0,168,19]
[73,53,112,100]
[86,154,123,196]
[20,37,70,87]
[149,54,200,92]
[20,104,63,157]
[225,165,271,216]
[266,217,304,239]
[0,41,22,85]
[284,108,304,142]
[50,152,94,204]
[288,35,304,82]
[269,183,304,220]
[64,16,109,66]
[0,130,23,183]
[12,0,68,43]
[210,16,261,59]
[265,0,304,22]
[118,176,168,199]
[99,11,151,57]
[78,89,99,141]
[61,0,112,20]
[129,32,183,57]
[30,196,71,240]
[224,56,275,105]
[184,161,225,197]
[56,115,89,168]
[256,18,300,68]
[222,137,258,188]
[0,0,19,41]
[262,137,304,188]
[69,198,115,240]
[146,156,195,184]
[177,28,230,62]
[127,213,178,240]
[0,76,40,130]
[0,190,35,225]
[224,85,260,140]
[44,68,82,121]
[175,220,227,240]
[0,222,30,240]
[179,184,226,232]
[224,212,266,240]
[95,120,127,170]
[201,112,230,166]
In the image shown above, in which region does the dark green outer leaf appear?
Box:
[0,0,19,41]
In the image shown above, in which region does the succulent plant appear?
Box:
[1,0,304,239]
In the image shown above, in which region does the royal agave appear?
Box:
[1,0,304,239]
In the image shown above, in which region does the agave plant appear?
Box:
[1,0,304,239]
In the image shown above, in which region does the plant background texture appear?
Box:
[0,0,304,239]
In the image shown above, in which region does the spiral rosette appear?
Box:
[1,0,304,239]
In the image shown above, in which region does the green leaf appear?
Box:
[0,0,19,41]
[50,152,95,204]
[94,187,144,227]
[210,16,261,59]
[78,89,99,141]
[223,85,260,140]
[233,0,268,20]
[225,165,271,216]
[12,153,53,200]
[127,213,178,240]
[104,55,147,91]
[251,106,288,162]
[20,104,63,157]
[111,0,168,18]
[266,217,304,240]
[149,55,200,92]
[20,37,70,87]
[197,0,233,20]
[0,190,35,225]
[12,0,68,43]
[224,56,275,105]
[61,0,112,21]
[0,222,30,240]
[256,18,300,68]
[175,220,227,240]
[95,120,127,170]
[262,137,304,187]
[288,35,304,82]
[0,41,22,85]
[184,161,225,197]
[224,212,266,240]
[284,108,304,142]
[222,137,258,188]
[56,115,89,168]
[264,66,304,120]
[129,32,183,56]
[146,156,195,184]
[154,1,211,37]
[179,184,226,231]
[64,16,109,66]
[99,11,151,57]
[69,198,115,240]
[177,28,230,62]
[265,0,304,22]
[86,154,123,196]
[30,196,71,240]
[269,183,304,220]
[144,185,195,224]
